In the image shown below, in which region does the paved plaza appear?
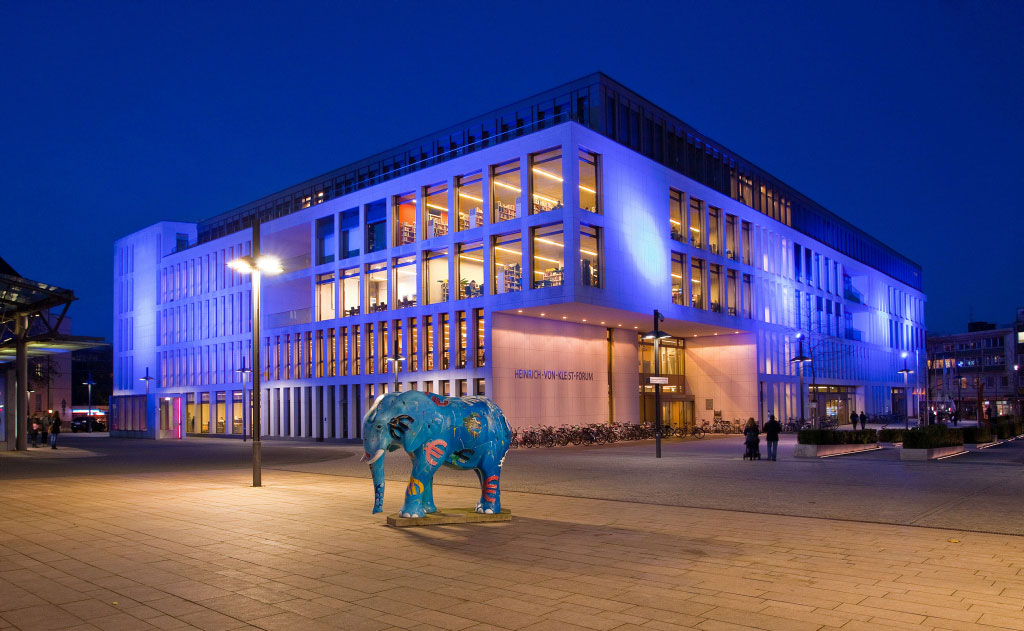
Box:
[1,434,1023,630]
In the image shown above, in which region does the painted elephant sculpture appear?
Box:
[362,390,511,517]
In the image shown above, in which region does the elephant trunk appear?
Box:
[369,450,386,513]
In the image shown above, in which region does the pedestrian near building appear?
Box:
[30,417,41,448]
[743,418,760,460]
[859,411,867,430]
[764,414,782,461]
[49,412,61,449]
[850,410,858,427]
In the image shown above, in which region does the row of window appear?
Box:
[670,253,754,318]
[314,224,599,320]
[316,146,599,263]
[669,189,753,264]
[159,241,249,304]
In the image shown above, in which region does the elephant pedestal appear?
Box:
[387,507,512,528]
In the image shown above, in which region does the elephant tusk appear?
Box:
[365,449,386,465]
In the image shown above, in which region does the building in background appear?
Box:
[112,73,926,440]
[928,313,1023,420]
[72,345,113,416]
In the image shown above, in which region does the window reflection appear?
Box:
[670,189,684,242]
[340,267,360,317]
[316,272,335,321]
[671,253,686,305]
[394,192,416,245]
[491,159,522,222]
[424,249,449,304]
[689,197,703,249]
[365,200,386,253]
[366,262,387,312]
[691,258,705,309]
[530,148,563,213]
[492,233,522,294]
[580,225,599,287]
[708,207,721,255]
[424,182,448,238]
[393,255,417,309]
[456,172,483,230]
[532,224,564,288]
[457,241,484,299]
[709,264,722,312]
[578,149,599,213]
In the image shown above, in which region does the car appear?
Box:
[71,416,107,432]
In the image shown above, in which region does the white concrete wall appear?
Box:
[685,333,758,423]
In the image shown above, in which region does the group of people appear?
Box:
[743,416,782,461]
[29,411,62,449]
[849,411,868,429]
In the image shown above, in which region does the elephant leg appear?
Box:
[475,452,503,514]
[400,448,444,518]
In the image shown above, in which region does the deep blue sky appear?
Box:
[2,1,1021,339]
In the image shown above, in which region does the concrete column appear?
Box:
[312,385,322,439]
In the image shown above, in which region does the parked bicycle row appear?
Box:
[510,419,744,448]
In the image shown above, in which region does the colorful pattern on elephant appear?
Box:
[406,478,424,497]
[429,394,450,406]
[463,413,482,437]
[424,439,447,466]
[483,475,499,503]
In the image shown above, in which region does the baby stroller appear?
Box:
[743,435,761,460]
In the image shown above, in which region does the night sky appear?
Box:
[2,1,1021,339]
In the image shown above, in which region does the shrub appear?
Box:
[902,426,964,449]
[797,429,877,445]
[992,420,1022,440]
[962,425,992,444]
[878,429,905,443]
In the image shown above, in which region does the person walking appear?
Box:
[850,410,858,428]
[859,411,867,430]
[764,414,782,461]
[49,412,61,449]
[743,417,760,460]
[30,417,41,448]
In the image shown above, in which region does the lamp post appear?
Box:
[956,360,964,421]
[139,367,155,394]
[384,337,406,394]
[227,242,282,488]
[235,357,252,443]
[1014,364,1020,422]
[897,351,913,430]
[643,310,670,459]
[790,333,811,428]
[82,373,95,432]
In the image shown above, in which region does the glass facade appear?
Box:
[530,147,563,213]
[491,158,522,222]
[393,255,416,308]
[580,225,600,287]
[456,172,483,230]
[424,182,448,238]
[578,149,599,213]
[365,200,386,253]
[532,224,564,288]
[394,192,416,245]
[365,262,387,312]
[671,252,686,306]
[457,241,484,299]
[424,249,449,304]
[315,272,335,321]
[493,233,522,294]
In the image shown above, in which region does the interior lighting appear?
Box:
[582,319,587,322]
[458,192,483,203]
[671,273,682,279]
[600,321,605,324]
[494,181,521,192]
[459,254,483,263]
[517,309,523,313]
[494,246,521,255]
[670,219,681,226]
[532,167,562,182]
[690,227,700,233]
[561,316,567,319]
[540,313,546,316]
[534,255,561,265]
[426,203,448,212]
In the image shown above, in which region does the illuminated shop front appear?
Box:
[112,74,926,438]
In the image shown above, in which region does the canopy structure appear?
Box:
[0,263,92,450]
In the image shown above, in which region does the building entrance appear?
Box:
[810,385,856,425]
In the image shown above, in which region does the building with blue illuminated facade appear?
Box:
[111,73,926,439]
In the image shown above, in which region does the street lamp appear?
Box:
[789,333,812,428]
[235,357,253,443]
[227,251,283,487]
[956,360,964,422]
[139,367,155,394]
[384,337,406,394]
[643,309,670,459]
[82,372,96,433]
[1014,364,1020,422]
[897,351,914,429]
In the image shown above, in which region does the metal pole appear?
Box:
[653,310,662,459]
[798,359,805,426]
[15,315,28,451]
[393,337,399,393]
[903,370,909,430]
[252,225,263,488]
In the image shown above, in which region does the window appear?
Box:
[741,221,752,265]
[365,200,387,253]
[409,318,418,372]
[691,258,705,309]
[393,255,417,308]
[353,325,361,375]
[532,224,564,288]
[456,172,484,230]
[491,158,522,222]
[316,216,335,265]
[457,311,467,368]
[457,241,485,299]
[725,215,737,261]
[578,149,599,213]
[475,309,485,367]
[365,262,387,312]
[424,315,434,371]
[475,378,486,395]
[492,233,522,294]
[689,197,704,248]
[727,269,738,316]
[457,379,467,397]
[440,313,450,369]
[709,264,722,312]
[672,253,686,306]
[530,148,563,213]
[742,274,753,318]
[367,323,376,374]
[440,380,451,397]
[670,189,685,242]
[341,209,360,259]
[708,207,721,255]
[340,267,360,317]
[394,192,416,245]
[315,272,335,321]
[327,328,335,376]
[424,249,449,304]
[580,225,600,287]
[424,182,449,238]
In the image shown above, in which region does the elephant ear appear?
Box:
[400,393,448,453]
